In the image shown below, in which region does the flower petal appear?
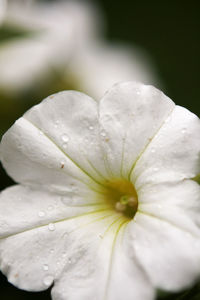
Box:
[132,105,200,188]
[99,82,175,178]
[0,91,109,191]
[0,185,114,291]
[127,181,200,291]
[0,185,113,239]
[138,180,200,235]
[51,219,154,300]
[0,185,154,299]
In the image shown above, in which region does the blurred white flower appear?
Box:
[0,0,6,24]
[0,0,103,91]
[66,41,161,99]
[0,0,161,99]
[0,82,200,300]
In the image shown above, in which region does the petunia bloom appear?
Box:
[0,0,102,91]
[0,1,159,99]
[0,82,200,300]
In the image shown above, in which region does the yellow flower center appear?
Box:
[103,179,138,219]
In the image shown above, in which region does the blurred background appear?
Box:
[0,0,200,299]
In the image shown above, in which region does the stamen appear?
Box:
[115,202,126,212]
[128,196,138,207]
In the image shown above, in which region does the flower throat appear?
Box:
[104,179,138,219]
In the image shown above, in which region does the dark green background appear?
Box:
[1,0,200,299]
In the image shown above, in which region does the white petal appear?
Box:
[138,180,200,234]
[51,219,154,300]
[0,185,154,299]
[0,91,109,191]
[127,181,200,291]
[99,82,175,178]
[0,185,112,239]
[67,42,161,100]
[0,185,114,291]
[132,105,200,188]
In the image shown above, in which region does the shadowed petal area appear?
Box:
[126,180,200,291]
[132,106,200,189]
[99,82,175,179]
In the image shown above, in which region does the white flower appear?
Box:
[0,0,6,25]
[0,0,160,98]
[0,82,200,300]
[65,41,161,100]
[0,0,102,91]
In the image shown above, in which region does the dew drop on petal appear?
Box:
[61,196,73,206]
[68,258,72,264]
[54,120,60,128]
[63,142,68,149]
[100,131,106,137]
[181,128,186,134]
[135,89,141,95]
[153,167,159,172]
[48,205,53,211]
[43,264,49,271]
[89,125,94,130]
[43,275,54,286]
[38,211,45,217]
[48,223,55,231]
[61,134,69,143]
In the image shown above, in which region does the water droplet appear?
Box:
[61,195,73,206]
[68,258,72,264]
[48,205,53,211]
[43,264,49,271]
[135,89,140,95]
[61,134,69,143]
[89,126,94,130]
[181,128,186,134]
[63,142,68,149]
[50,249,54,254]
[151,148,155,153]
[100,131,106,137]
[38,211,45,217]
[54,120,60,128]
[153,167,159,172]
[43,275,53,286]
[48,223,55,231]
